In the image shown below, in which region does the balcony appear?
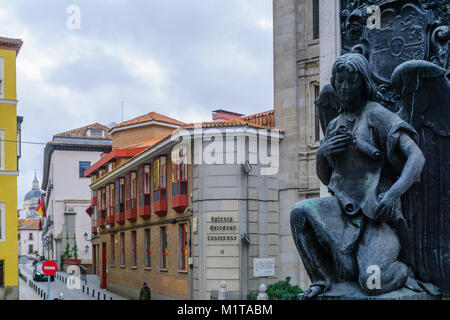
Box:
[172,182,188,213]
[107,214,115,226]
[115,203,125,224]
[139,194,151,219]
[153,188,167,217]
[126,199,137,222]
[92,226,98,234]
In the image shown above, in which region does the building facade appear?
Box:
[0,36,23,300]
[87,110,283,300]
[18,219,43,259]
[273,0,321,290]
[41,123,112,270]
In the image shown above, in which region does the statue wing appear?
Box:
[314,84,341,137]
[393,60,450,296]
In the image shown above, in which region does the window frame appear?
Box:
[172,148,188,197]
[160,226,168,270]
[0,202,5,241]
[79,161,91,178]
[179,223,188,271]
[110,234,115,266]
[144,229,151,268]
[120,232,125,266]
[131,231,137,267]
[0,57,4,99]
[153,156,167,202]
[0,130,5,171]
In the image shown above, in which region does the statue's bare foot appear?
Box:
[299,285,324,300]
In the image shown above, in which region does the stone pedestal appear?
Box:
[316,282,441,300]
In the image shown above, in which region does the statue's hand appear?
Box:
[318,133,352,158]
[374,192,402,224]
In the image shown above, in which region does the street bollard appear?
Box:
[92,289,95,297]
[82,285,85,293]
[218,281,228,300]
[98,292,100,300]
[87,287,89,295]
[257,284,268,300]
[104,294,106,300]
[43,293,46,300]
[110,297,113,300]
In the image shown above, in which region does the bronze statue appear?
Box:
[290,53,426,299]
[391,60,450,296]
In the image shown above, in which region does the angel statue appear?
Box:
[290,53,427,299]
[391,60,450,296]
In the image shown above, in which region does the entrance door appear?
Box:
[101,242,107,289]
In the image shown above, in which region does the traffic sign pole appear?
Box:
[47,275,50,300]
[42,260,57,300]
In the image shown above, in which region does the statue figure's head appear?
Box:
[331,53,378,111]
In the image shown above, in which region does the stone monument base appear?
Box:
[315,282,441,300]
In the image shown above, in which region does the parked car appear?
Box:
[33,263,55,282]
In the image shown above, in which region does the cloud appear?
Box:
[0,0,273,208]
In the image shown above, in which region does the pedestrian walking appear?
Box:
[139,282,151,300]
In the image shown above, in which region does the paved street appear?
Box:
[19,262,127,300]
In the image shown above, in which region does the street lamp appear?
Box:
[84,232,91,242]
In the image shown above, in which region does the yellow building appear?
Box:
[0,36,23,300]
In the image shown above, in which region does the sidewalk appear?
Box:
[54,270,128,300]
[19,277,42,300]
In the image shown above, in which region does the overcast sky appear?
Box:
[0,0,274,210]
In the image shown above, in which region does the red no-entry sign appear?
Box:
[42,260,57,276]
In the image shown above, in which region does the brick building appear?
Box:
[86,110,284,300]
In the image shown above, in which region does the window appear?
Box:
[131,172,137,208]
[153,156,167,201]
[160,227,168,270]
[120,232,125,266]
[109,183,115,215]
[0,203,5,241]
[0,130,5,170]
[101,188,106,220]
[145,229,151,268]
[314,85,321,142]
[179,224,188,271]
[0,57,4,99]
[313,0,320,40]
[79,161,91,178]
[131,231,137,267]
[110,234,115,266]
[139,164,151,206]
[89,129,104,137]
[172,148,188,196]
[0,260,4,287]
[29,233,33,240]
[115,178,125,213]
[105,184,110,217]
[28,244,33,254]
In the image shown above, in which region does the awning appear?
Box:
[85,206,93,217]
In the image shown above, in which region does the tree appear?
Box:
[71,233,79,259]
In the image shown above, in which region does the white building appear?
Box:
[18,219,42,259]
[41,123,112,270]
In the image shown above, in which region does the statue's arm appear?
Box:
[387,133,425,198]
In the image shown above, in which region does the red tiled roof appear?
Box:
[112,112,186,130]
[18,219,41,230]
[183,110,277,130]
[54,123,112,140]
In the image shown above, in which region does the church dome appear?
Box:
[24,173,43,202]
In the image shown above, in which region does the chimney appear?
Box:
[212,109,245,122]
